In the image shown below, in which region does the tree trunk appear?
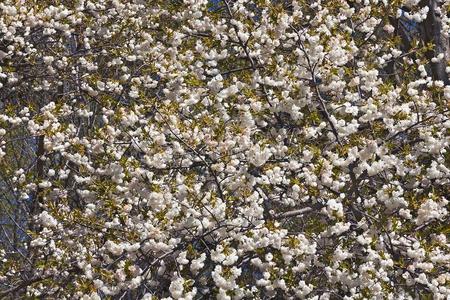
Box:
[422,0,450,84]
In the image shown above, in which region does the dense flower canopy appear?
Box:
[0,0,449,299]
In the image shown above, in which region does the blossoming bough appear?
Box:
[0,0,449,299]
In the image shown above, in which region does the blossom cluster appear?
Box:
[0,0,449,299]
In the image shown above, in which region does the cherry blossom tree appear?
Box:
[0,0,449,299]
